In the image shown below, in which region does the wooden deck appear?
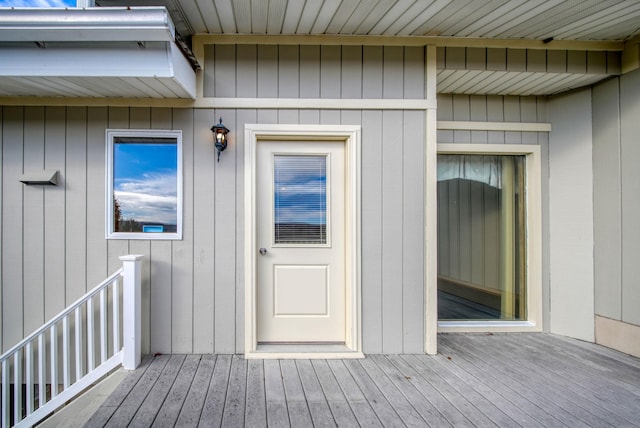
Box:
[84,333,640,427]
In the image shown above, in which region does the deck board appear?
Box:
[152,354,201,427]
[312,359,359,427]
[198,354,231,427]
[461,335,635,426]
[102,354,170,428]
[358,357,430,427]
[83,333,640,427]
[439,337,579,427]
[129,354,186,427]
[221,355,247,427]
[174,355,216,427]
[244,359,267,428]
[296,360,336,427]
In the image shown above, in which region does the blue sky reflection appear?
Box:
[0,0,75,6]
[274,156,326,226]
[114,142,178,226]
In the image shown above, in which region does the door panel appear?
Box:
[257,140,345,343]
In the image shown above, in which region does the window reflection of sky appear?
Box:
[274,156,326,226]
[0,0,76,6]
[114,142,177,225]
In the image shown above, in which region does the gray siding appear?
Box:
[3,42,598,355]
[437,47,621,75]
[0,103,425,355]
[593,68,640,327]
[203,45,425,100]
[437,94,548,145]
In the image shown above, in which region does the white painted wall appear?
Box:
[548,88,595,342]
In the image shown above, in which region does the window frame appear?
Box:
[106,129,183,240]
[436,144,542,332]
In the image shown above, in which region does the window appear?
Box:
[106,130,182,240]
[273,155,328,245]
[436,144,542,329]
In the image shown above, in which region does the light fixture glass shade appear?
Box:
[211,117,229,161]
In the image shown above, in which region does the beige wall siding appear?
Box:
[593,78,623,321]
[548,88,595,342]
[0,105,426,354]
[593,68,640,328]
[620,69,640,327]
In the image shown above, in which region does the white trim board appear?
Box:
[244,124,362,359]
[437,121,551,132]
[0,97,436,109]
[194,98,437,110]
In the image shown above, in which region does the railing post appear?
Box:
[120,255,144,370]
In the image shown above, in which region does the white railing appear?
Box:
[0,255,143,428]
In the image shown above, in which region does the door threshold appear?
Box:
[246,343,364,359]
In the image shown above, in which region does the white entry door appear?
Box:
[256,140,346,343]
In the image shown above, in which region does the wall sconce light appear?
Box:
[211,117,230,162]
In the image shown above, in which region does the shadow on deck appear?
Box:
[83,333,640,427]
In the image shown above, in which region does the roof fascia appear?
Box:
[0,7,174,42]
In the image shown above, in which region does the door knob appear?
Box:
[259,248,267,255]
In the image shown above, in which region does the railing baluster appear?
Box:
[50,324,58,398]
[75,306,84,381]
[13,351,22,424]
[87,297,95,372]
[38,333,46,412]
[26,341,34,416]
[2,359,9,428]
[113,278,120,352]
[100,288,107,364]
[62,316,70,389]
[0,258,141,428]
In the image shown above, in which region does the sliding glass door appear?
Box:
[437,154,526,321]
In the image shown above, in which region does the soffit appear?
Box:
[96,0,640,42]
[94,0,640,96]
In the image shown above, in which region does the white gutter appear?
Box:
[0,7,175,42]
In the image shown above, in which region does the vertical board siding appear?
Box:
[592,69,640,328]
[437,94,547,145]
[171,108,195,354]
[592,78,623,321]
[381,110,404,352]
[23,107,46,335]
[360,110,383,353]
[192,108,216,354]
[548,88,595,342]
[437,47,621,75]
[44,107,67,320]
[2,106,24,351]
[1,45,429,354]
[0,105,426,354]
[619,69,640,326]
[213,108,237,354]
[204,44,426,100]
